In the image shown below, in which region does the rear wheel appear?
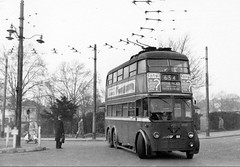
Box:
[136,134,147,159]
[186,151,194,159]
[107,130,113,148]
[113,131,119,149]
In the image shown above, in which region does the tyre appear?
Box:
[186,151,194,159]
[113,131,119,149]
[136,133,147,159]
[107,129,113,148]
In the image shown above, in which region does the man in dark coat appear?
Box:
[55,115,65,149]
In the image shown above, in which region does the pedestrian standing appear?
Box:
[55,115,65,149]
[75,118,84,138]
[218,116,225,130]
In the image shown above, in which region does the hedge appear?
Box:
[209,112,240,131]
[84,111,105,134]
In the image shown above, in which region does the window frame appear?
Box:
[107,74,113,85]
[123,66,129,79]
[122,103,128,117]
[117,68,123,81]
[137,59,146,74]
[116,104,123,117]
[128,102,135,116]
[129,63,137,77]
[113,72,117,83]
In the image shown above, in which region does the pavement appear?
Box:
[0,129,240,154]
[0,136,105,154]
[197,129,240,139]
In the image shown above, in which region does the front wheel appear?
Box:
[186,151,194,159]
[136,134,147,159]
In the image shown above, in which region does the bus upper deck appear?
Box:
[106,47,192,101]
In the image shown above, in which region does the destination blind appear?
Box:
[147,73,192,93]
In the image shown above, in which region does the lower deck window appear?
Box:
[123,103,128,117]
[116,104,123,117]
[128,102,135,116]
[107,106,111,116]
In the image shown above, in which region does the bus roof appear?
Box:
[107,47,188,75]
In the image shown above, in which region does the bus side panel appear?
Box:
[128,119,141,146]
[105,119,130,145]
[117,120,129,145]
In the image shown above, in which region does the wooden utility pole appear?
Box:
[1,54,8,138]
[205,46,210,136]
[92,44,97,140]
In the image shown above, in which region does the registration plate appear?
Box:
[162,135,181,139]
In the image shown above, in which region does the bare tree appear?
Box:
[160,35,205,90]
[0,45,48,109]
[211,91,240,112]
[50,61,93,116]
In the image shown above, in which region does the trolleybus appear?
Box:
[105,47,200,159]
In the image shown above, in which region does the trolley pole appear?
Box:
[92,44,97,140]
[205,46,210,136]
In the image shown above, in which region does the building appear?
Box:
[0,100,38,132]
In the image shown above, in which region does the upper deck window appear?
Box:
[138,60,146,74]
[148,59,189,73]
[170,60,189,73]
[117,69,123,81]
[129,63,137,77]
[123,66,129,79]
[107,74,113,85]
[148,59,170,72]
[113,72,117,83]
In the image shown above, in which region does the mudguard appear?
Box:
[135,129,151,157]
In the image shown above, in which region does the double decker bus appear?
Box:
[105,47,199,159]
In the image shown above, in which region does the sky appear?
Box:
[1,0,240,99]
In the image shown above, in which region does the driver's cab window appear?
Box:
[136,100,142,117]
[150,98,172,121]
[174,102,182,119]
[143,99,148,117]
[184,99,192,119]
[174,99,192,120]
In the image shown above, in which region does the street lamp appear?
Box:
[6,24,44,44]
[5,0,44,147]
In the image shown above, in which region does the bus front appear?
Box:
[142,52,199,159]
